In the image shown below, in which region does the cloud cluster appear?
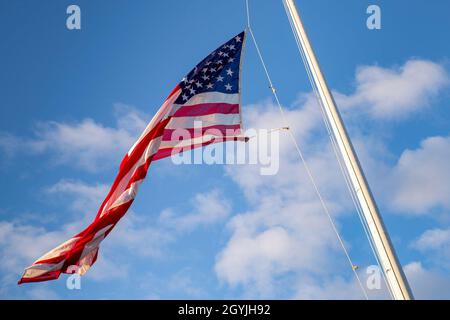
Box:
[216,97,362,298]
[386,135,450,214]
[0,175,232,298]
[413,228,450,251]
[0,221,71,275]
[159,189,232,232]
[1,58,449,299]
[46,179,110,213]
[404,262,450,299]
[336,59,449,119]
[215,59,450,298]
[411,228,450,272]
[0,104,148,172]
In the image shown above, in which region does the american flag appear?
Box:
[19,30,247,283]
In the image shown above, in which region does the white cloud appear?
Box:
[0,176,234,294]
[294,262,450,300]
[215,58,450,298]
[106,212,174,259]
[404,261,450,299]
[42,179,176,261]
[336,59,449,119]
[413,228,450,251]
[26,287,60,300]
[46,179,109,213]
[215,96,358,298]
[0,133,21,158]
[0,104,148,172]
[0,180,106,275]
[411,228,450,270]
[87,255,130,282]
[214,196,353,297]
[0,221,71,274]
[216,225,294,292]
[387,135,450,214]
[0,179,145,287]
[293,270,390,300]
[166,268,206,298]
[2,58,449,298]
[159,189,231,231]
[227,95,350,209]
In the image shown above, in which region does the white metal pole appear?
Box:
[283,0,413,300]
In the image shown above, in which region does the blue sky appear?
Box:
[1,0,450,299]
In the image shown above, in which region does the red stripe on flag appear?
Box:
[172,103,239,117]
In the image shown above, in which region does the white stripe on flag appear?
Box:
[109,179,144,210]
[165,113,241,130]
[22,261,65,279]
[100,136,162,218]
[34,237,80,262]
[77,224,114,275]
[178,92,239,107]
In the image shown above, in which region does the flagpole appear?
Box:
[282,0,413,300]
